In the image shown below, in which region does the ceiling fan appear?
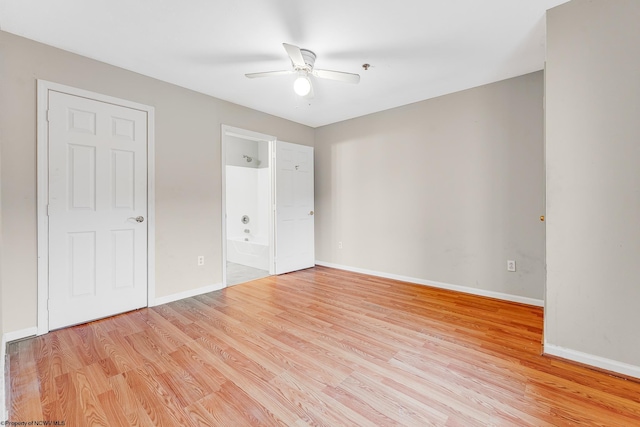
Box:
[245,43,360,97]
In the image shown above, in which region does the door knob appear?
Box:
[309,211,314,216]
[130,216,145,223]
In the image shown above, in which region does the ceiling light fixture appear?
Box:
[293,75,312,96]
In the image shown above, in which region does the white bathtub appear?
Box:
[227,236,269,270]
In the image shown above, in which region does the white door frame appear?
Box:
[221,125,276,286]
[36,80,156,335]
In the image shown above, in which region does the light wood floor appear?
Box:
[8,266,640,426]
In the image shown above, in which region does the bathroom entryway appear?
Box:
[226,262,269,285]
[222,125,315,286]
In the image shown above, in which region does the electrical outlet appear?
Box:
[197,256,205,266]
[507,260,516,272]
[338,241,343,249]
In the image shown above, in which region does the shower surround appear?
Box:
[225,164,270,271]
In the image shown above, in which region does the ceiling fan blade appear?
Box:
[312,69,360,84]
[245,70,294,79]
[283,43,306,67]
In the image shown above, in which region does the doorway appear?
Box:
[222,126,274,286]
[37,80,155,334]
[222,126,315,286]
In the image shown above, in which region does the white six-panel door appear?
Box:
[47,91,148,330]
[275,141,315,274]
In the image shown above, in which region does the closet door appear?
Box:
[47,90,148,329]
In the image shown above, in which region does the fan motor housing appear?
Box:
[299,49,316,70]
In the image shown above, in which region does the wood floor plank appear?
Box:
[212,379,287,426]
[184,401,222,427]
[322,383,400,426]
[7,266,640,426]
[121,366,192,426]
[97,389,134,426]
[340,371,449,426]
[108,373,156,426]
[184,340,302,426]
[168,345,225,396]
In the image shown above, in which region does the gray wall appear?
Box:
[0,31,313,334]
[545,0,640,368]
[315,72,545,301]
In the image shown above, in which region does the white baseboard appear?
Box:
[315,261,544,307]
[544,342,640,380]
[4,327,38,344]
[151,283,225,306]
[1,326,40,419]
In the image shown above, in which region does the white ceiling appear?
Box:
[0,0,568,128]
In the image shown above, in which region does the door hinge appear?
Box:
[46,109,50,122]
[46,204,50,216]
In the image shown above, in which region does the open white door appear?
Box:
[274,141,315,274]
[47,90,148,329]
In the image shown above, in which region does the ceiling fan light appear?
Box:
[293,76,312,96]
